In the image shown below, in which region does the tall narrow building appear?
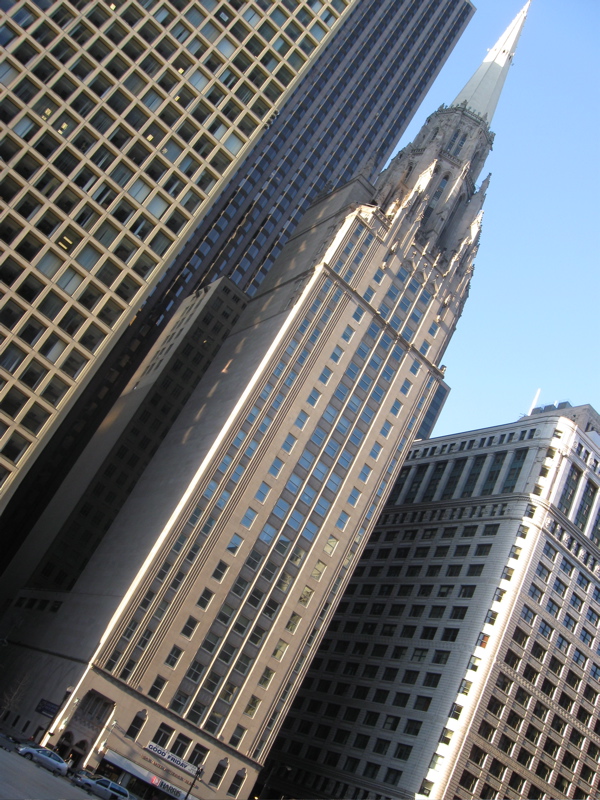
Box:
[0,0,474,543]
[0,3,521,794]
[266,403,600,800]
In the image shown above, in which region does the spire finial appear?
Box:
[451,2,531,124]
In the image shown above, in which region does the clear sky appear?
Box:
[391,0,600,437]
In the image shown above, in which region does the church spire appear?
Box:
[451,2,530,123]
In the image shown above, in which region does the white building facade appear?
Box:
[266,403,600,800]
[0,5,528,796]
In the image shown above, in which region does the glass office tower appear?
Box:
[0,0,474,544]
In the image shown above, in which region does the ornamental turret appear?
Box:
[374,2,530,258]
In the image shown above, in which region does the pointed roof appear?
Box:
[451,2,530,123]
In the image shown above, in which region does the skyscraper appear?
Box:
[267,402,600,800]
[0,0,473,538]
[0,2,503,791]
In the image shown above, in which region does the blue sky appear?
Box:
[392,0,600,437]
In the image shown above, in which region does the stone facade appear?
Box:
[0,73,485,796]
[266,405,600,800]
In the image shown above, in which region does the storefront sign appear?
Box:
[35,699,60,718]
[145,742,197,775]
[105,750,192,800]
[151,776,182,798]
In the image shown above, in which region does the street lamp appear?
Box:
[184,764,204,800]
[100,719,118,753]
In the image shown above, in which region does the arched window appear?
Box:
[124,711,146,739]
[422,177,449,222]
[448,129,461,150]
[209,759,229,788]
[227,769,247,798]
[453,134,467,156]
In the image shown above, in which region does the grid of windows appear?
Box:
[28,282,244,589]
[270,416,600,800]
[89,202,450,749]
[0,0,352,489]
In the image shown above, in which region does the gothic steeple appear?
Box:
[452,2,531,123]
[373,4,529,256]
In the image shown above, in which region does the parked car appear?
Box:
[17,745,68,776]
[0,732,19,751]
[71,768,97,785]
[77,776,130,800]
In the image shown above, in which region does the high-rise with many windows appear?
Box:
[0,0,474,546]
[0,2,511,792]
[266,402,600,800]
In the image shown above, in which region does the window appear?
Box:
[229,726,246,748]
[543,542,557,561]
[564,613,577,632]
[536,562,550,582]
[269,457,283,477]
[197,588,214,609]
[186,660,204,683]
[577,572,590,590]
[299,586,314,607]
[487,696,504,717]
[521,605,536,624]
[571,593,584,611]
[282,433,296,452]
[330,345,343,363]
[148,676,166,699]
[414,696,431,711]
[125,712,146,740]
[458,769,477,792]
[151,722,173,747]
[441,628,459,642]
[272,639,288,661]
[208,761,228,788]
[212,561,228,581]
[170,691,190,714]
[496,672,512,692]
[504,649,521,669]
[165,646,182,668]
[581,628,594,646]
[498,734,515,755]
[240,507,257,528]
[181,616,198,637]
[202,632,221,653]
[307,388,320,406]
[383,767,402,786]
[587,607,600,626]
[243,695,261,718]
[408,649,427,668]
[478,721,496,742]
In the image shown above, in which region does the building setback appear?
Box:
[0,0,355,503]
[265,402,600,800]
[0,3,507,789]
[0,0,474,545]
[1,278,247,606]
